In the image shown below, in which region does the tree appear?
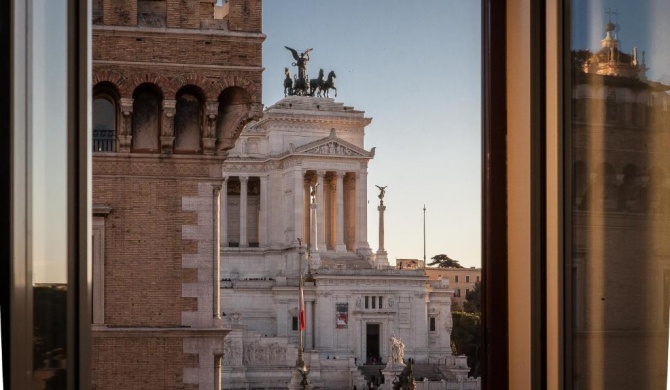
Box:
[427,254,463,268]
[463,281,481,313]
[451,311,481,378]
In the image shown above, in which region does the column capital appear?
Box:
[333,171,345,179]
[162,99,177,116]
[222,176,228,183]
[205,101,219,118]
[239,175,249,183]
[120,98,134,114]
[316,170,327,177]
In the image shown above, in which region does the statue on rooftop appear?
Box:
[285,46,312,81]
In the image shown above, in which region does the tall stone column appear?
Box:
[212,184,222,324]
[239,176,248,247]
[304,178,311,246]
[356,166,373,256]
[376,187,389,267]
[309,184,321,269]
[292,168,305,245]
[161,99,176,153]
[259,175,269,247]
[203,101,218,155]
[118,98,134,153]
[316,171,326,251]
[220,177,228,247]
[335,171,347,252]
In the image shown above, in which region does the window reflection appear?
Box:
[29,0,69,387]
[569,4,670,388]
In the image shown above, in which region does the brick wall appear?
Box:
[99,0,261,32]
[227,0,262,32]
[92,335,199,390]
[93,163,210,326]
[92,0,263,386]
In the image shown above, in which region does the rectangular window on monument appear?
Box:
[566,2,670,388]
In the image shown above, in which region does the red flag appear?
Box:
[299,276,306,331]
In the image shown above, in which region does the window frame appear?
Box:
[6,0,91,388]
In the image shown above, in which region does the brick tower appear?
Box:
[90,1,263,389]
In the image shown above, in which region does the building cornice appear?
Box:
[93,25,265,40]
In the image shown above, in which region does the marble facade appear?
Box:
[219,96,460,389]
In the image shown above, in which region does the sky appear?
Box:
[262,1,483,268]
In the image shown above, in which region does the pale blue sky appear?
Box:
[263,1,483,268]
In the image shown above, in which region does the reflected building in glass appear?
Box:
[570,17,670,389]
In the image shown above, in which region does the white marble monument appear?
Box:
[217,97,464,389]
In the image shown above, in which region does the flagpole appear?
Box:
[423,204,426,268]
[294,238,309,389]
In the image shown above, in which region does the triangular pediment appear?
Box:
[292,134,374,159]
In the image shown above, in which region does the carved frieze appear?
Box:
[243,342,286,366]
[222,336,243,367]
[223,163,266,173]
[317,279,425,287]
[303,141,363,157]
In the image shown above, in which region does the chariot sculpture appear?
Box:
[284,46,337,98]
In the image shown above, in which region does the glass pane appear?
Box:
[29,0,69,387]
[569,2,670,388]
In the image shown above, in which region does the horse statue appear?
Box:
[284,67,294,97]
[292,73,309,96]
[309,69,325,97]
[321,70,337,98]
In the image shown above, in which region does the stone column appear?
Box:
[309,184,321,269]
[239,176,248,247]
[293,168,305,245]
[376,192,389,267]
[316,171,326,251]
[203,101,218,155]
[259,175,269,247]
[304,178,311,246]
[212,184,222,324]
[214,354,223,390]
[161,99,176,154]
[356,165,372,256]
[220,177,228,247]
[118,98,134,153]
[335,171,347,252]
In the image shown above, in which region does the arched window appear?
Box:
[132,84,162,152]
[174,87,204,153]
[92,97,117,152]
[216,87,251,150]
[92,82,120,153]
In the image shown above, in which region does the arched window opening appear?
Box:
[216,87,251,150]
[93,97,116,152]
[132,84,162,152]
[174,87,204,153]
